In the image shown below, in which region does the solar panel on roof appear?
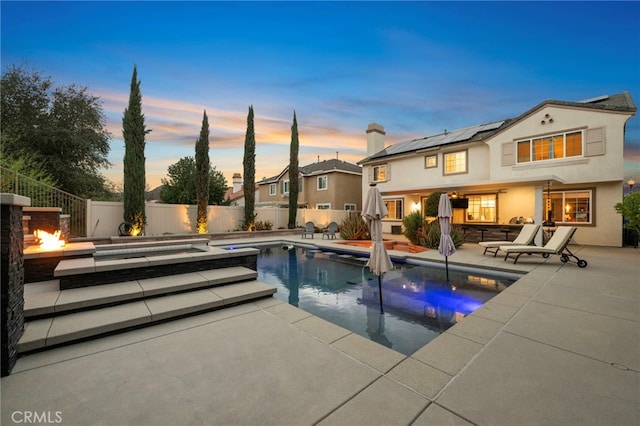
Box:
[579,95,609,103]
[379,120,505,157]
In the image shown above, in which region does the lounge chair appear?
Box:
[301,221,315,239]
[478,224,540,256]
[500,226,587,267]
[322,221,338,239]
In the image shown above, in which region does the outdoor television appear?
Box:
[450,198,469,209]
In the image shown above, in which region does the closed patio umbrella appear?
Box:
[362,184,393,313]
[438,193,456,282]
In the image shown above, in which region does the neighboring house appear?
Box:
[359,92,636,247]
[223,173,259,207]
[145,185,163,203]
[257,158,362,210]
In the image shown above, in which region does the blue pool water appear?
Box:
[257,245,518,355]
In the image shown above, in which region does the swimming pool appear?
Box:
[257,245,518,355]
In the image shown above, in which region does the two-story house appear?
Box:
[257,158,362,210]
[359,92,636,247]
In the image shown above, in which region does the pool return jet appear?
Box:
[362,183,393,314]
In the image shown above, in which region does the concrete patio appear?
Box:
[1,238,638,426]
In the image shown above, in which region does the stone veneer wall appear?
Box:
[1,202,26,377]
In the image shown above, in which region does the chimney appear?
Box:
[232,173,242,193]
[366,123,385,156]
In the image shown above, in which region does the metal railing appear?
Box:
[1,166,87,237]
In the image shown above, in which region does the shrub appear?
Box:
[615,192,640,233]
[339,212,370,240]
[402,211,424,244]
[253,220,273,231]
[418,221,465,249]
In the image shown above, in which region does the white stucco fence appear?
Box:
[86,201,351,238]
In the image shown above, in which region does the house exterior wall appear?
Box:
[258,171,361,210]
[304,172,362,210]
[489,105,628,184]
[362,143,491,192]
[360,100,634,246]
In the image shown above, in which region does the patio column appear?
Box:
[1,194,30,377]
[534,186,544,246]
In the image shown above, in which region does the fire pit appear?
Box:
[24,231,95,283]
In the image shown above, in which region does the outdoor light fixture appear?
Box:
[628,179,635,191]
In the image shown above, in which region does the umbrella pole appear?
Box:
[445,256,449,282]
[378,276,384,314]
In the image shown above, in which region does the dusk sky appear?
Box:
[2,1,639,190]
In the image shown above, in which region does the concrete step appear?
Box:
[24,266,258,318]
[18,279,276,353]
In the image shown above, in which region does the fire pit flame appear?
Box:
[34,229,66,250]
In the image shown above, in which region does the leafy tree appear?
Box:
[0,144,57,189]
[1,64,113,199]
[424,191,442,217]
[242,105,256,229]
[195,110,210,233]
[160,157,228,206]
[122,65,148,235]
[615,192,640,233]
[288,111,300,229]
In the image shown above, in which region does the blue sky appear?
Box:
[2,1,639,189]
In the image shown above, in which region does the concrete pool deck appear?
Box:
[1,237,638,425]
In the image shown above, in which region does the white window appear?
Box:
[316,203,331,210]
[425,155,437,168]
[517,131,583,163]
[281,180,289,195]
[372,164,387,182]
[549,190,592,224]
[269,184,276,196]
[444,150,467,175]
[384,199,403,220]
[317,175,328,190]
[344,203,357,211]
[466,195,496,222]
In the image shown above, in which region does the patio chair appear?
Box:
[301,221,315,239]
[500,226,587,267]
[322,222,339,239]
[478,224,540,257]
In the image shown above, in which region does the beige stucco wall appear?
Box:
[360,103,633,246]
[497,186,537,225]
[258,171,361,210]
[488,105,630,184]
[362,143,491,194]
[572,181,623,246]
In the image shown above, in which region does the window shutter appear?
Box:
[502,142,515,166]
[585,127,605,157]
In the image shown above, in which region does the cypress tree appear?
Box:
[288,111,300,229]
[195,110,210,233]
[122,65,148,235]
[242,105,256,229]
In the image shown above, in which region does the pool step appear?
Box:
[18,267,276,353]
[24,266,259,318]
